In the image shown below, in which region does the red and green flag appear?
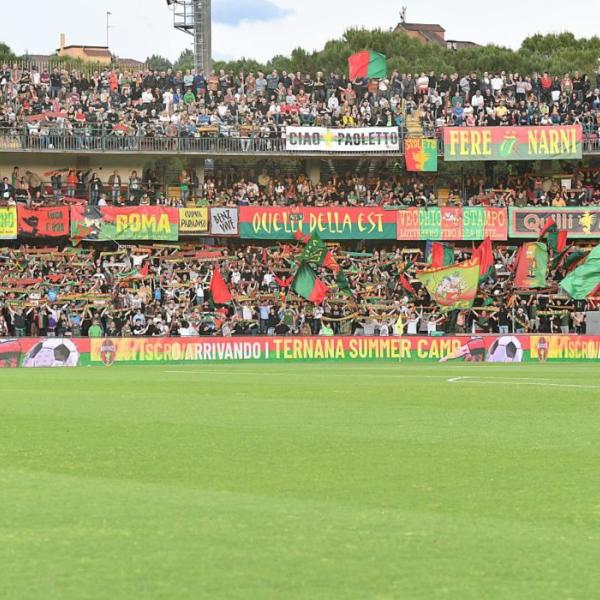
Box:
[348,50,387,80]
[514,242,548,289]
[405,138,438,172]
[472,237,494,281]
[292,263,328,305]
[416,259,480,312]
[538,218,568,253]
[426,241,454,268]
[560,245,600,299]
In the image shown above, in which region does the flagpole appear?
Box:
[106,11,112,49]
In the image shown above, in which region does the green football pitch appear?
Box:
[2,362,600,599]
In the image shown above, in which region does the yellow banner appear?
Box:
[0,207,17,239]
[179,207,209,235]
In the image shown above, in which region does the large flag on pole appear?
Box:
[560,245,600,299]
[514,242,548,289]
[416,259,480,312]
[348,50,387,80]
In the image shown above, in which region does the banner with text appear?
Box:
[239,206,397,240]
[18,206,70,238]
[286,127,400,153]
[5,335,600,368]
[509,207,600,238]
[179,207,209,236]
[443,125,583,161]
[397,207,507,240]
[70,206,179,241]
[0,206,17,239]
[210,207,239,236]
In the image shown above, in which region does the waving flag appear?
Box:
[292,264,328,304]
[348,50,387,80]
[514,242,548,289]
[417,259,480,312]
[561,245,600,299]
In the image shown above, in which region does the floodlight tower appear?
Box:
[167,0,212,74]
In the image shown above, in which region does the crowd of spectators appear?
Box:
[1,62,600,143]
[0,241,591,340]
[2,164,600,209]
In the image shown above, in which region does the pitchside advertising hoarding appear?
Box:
[397,207,507,241]
[285,127,401,153]
[509,207,600,238]
[239,207,397,240]
[443,125,583,161]
[3,335,600,368]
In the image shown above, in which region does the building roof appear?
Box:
[83,48,112,58]
[398,22,445,33]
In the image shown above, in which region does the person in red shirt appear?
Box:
[66,169,77,198]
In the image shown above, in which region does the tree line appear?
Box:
[2,30,599,78]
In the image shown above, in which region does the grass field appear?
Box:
[1,362,600,599]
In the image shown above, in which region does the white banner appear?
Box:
[285,127,400,153]
[210,207,239,236]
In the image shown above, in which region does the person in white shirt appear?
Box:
[471,90,484,110]
[406,309,424,336]
[491,75,504,94]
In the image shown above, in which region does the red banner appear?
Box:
[18,206,70,238]
[397,207,507,240]
[443,125,583,161]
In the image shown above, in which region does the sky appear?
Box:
[3,0,600,64]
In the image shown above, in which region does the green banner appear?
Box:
[70,206,179,242]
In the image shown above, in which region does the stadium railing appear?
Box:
[0,127,598,156]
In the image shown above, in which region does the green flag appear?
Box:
[416,259,480,312]
[292,263,328,304]
[336,269,352,296]
[560,245,600,299]
[300,231,327,263]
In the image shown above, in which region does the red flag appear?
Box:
[274,275,294,288]
[431,243,446,268]
[139,263,149,277]
[537,218,557,240]
[210,268,233,304]
[294,231,311,244]
[473,237,494,279]
[556,230,568,253]
[322,251,340,273]
[398,273,416,295]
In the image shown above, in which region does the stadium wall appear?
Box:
[2,335,600,368]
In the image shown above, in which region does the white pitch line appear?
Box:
[447,376,600,389]
[162,371,600,388]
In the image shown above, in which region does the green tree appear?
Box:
[174,49,194,72]
[146,54,173,72]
